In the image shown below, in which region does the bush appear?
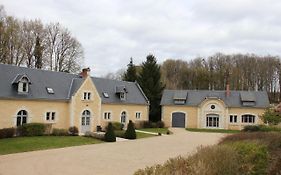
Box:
[0,128,15,139]
[156,121,165,128]
[52,128,68,136]
[17,123,46,136]
[68,126,78,136]
[261,108,281,125]
[104,122,116,142]
[115,130,125,138]
[243,125,261,132]
[125,120,136,139]
[111,122,123,130]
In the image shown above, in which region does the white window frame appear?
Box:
[229,114,238,123]
[135,112,141,119]
[104,112,112,120]
[241,114,256,124]
[120,92,126,100]
[83,92,91,100]
[46,112,56,122]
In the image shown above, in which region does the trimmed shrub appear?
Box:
[52,128,68,136]
[0,127,15,139]
[104,122,116,142]
[142,121,153,128]
[17,123,46,136]
[243,125,261,132]
[115,130,125,138]
[156,121,165,128]
[111,122,123,130]
[125,120,136,139]
[68,126,79,136]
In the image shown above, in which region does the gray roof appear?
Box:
[0,64,149,105]
[161,90,269,108]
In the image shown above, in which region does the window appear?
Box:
[83,92,91,100]
[46,112,56,122]
[206,114,219,128]
[136,112,141,119]
[120,111,126,124]
[211,105,216,109]
[46,87,54,94]
[103,92,109,98]
[229,115,238,123]
[241,114,255,123]
[120,92,126,100]
[104,112,111,120]
[16,110,28,126]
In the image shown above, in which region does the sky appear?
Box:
[1,0,281,76]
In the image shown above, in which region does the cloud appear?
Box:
[1,0,281,76]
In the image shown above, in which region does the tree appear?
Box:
[138,54,165,122]
[34,36,43,69]
[123,57,137,82]
[125,120,136,139]
[260,108,281,125]
[104,122,116,142]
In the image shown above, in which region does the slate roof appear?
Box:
[0,64,149,105]
[161,90,269,108]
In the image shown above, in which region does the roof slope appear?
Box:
[0,64,149,105]
[161,90,270,108]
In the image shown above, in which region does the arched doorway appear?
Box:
[81,110,91,133]
[172,112,186,128]
[16,110,28,126]
[120,111,126,128]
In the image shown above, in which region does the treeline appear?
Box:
[0,5,84,73]
[161,53,281,103]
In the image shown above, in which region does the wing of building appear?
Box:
[0,64,149,133]
[161,89,270,130]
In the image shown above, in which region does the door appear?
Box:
[81,110,91,133]
[172,112,186,128]
[120,111,126,128]
[206,114,219,128]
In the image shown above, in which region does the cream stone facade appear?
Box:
[0,64,149,133]
[161,90,269,130]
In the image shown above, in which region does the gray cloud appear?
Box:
[1,0,281,76]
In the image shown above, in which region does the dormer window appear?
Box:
[46,87,54,94]
[120,92,126,101]
[173,91,188,105]
[12,75,31,94]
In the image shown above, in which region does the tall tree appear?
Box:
[34,36,43,69]
[138,54,165,122]
[123,57,137,82]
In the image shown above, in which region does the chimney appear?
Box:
[226,84,230,97]
[80,67,90,78]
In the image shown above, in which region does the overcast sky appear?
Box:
[1,0,281,76]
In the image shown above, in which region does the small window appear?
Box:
[136,112,141,119]
[211,105,215,109]
[229,115,237,123]
[83,92,91,100]
[104,112,111,120]
[46,87,54,94]
[46,112,55,122]
[120,92,126,100]
[103,92,109,98]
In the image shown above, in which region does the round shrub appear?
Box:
[111,122,123,130]
[0,127,15,139]
[104,122,116,142]
[17,123,46,136]
[243,125,261,132]
[125,120,136,139]
[156,121,165,128]
[52,128,69,136]
[68,126,79,136]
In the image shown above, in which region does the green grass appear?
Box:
[137,128,171,134]
[115,130,155,139]
[0,136,103,155]
[186,128,241,133]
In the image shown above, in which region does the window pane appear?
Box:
[88,93,91,100]
[22,117,27,124]
[82,117,85,125]
[17,117,21,126]
[86,117,90,125]
[230,115,233,123]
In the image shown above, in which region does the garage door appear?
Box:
[172,112,186,128]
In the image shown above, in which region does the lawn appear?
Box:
[186,128,240,133]
[137,128,171,134]
[0,136,103,155]
[115,130,155,139]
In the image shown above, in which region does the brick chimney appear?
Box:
[80,67,90,78]
[226,84,230,97]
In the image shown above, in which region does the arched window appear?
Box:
[241,114,255,123]
[120,111,126,125]
[17,110,28,126]
[82,110,91,126]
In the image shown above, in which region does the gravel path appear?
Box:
[0,128,225,175]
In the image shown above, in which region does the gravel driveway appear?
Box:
[0,129,225,175]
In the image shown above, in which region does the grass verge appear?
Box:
[0,136,103,155]
[137,128,171,134]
